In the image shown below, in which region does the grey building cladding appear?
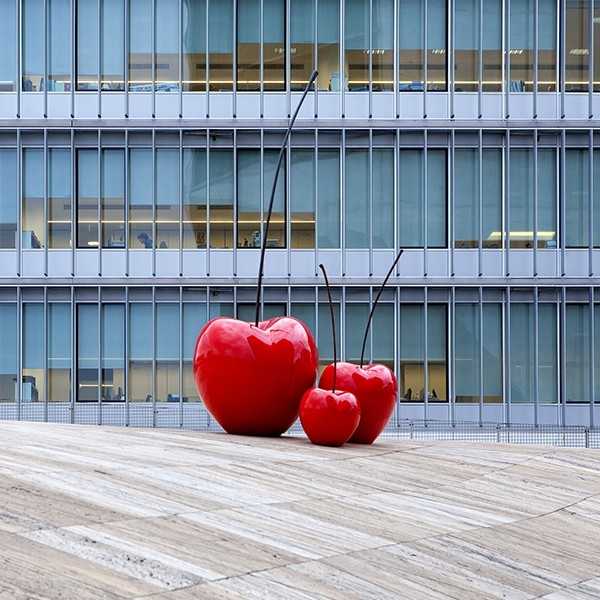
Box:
[0,0,599,428]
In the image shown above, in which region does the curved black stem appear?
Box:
[359,249,404,368]
[254,70,318,326]
[319,263,337,392]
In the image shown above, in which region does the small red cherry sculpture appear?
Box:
[299,387,360,447]
[193,316,318,436]
[319,362,397,444]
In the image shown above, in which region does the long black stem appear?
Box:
[254,70,318,326]
[319,263,337,392]
[359,249,404,368]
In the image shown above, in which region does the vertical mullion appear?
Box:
[206,0,210,117]
[589,130,594,276]
[286,128,291,276]
[152,0,156,118]
[70,129,75,275]
[450,287,455,423]
[341,286,346,361]
[424,287,429,421]
[450,129,454,276]
[43,128,48,276]
[17,287,21,420]
[561,128,566,275]
[125,0,129,117]
[342,128,346,275]
[206,128,210,275]
[560,286,566,425]
[534,286,539,426]
[478,0,482,117]
[505,130,510,276]
[152,129,156,276]
[423,0,427,118]
[478,128,483,276]
[505,286,511,424]
[70,286,75,422]
[395,127,399,274]
[70,0,75,117]
[368,0,373,118]
[125,286,129,426]
[205,284,210,428]
[394,0,399,118]
[560,0,565,117]
[590,286,595,426]
[314,0,318,117]
[369,287,373,364]
[393,284,399,426]
[479,286,483,425]
[97,0,101,117]
[314,128,318,276]
[17,0,21,118]
[260,0,264,117]
[534,130,538,275]
[534,0,538,117]
[505,0,510,118]
[233,0,237,116]
[152,286,156,426]
[178,0,182,118]
[179,129,183,276]
[369,129,373,276]
[43,287,48,420]
[341,0,345,117]
[589,0,594,118]
[97,129,101,275]
[286,0,291,117]
[17,128,21,277]
[233,128,238,276]
[125,129,129,276]
[449,0,454,118]
[97,287,101,425]
[179,286,183,427]
[260,130,264,306]
[424,130,428,277]
[397,290,402,420]
[43,0,47,117]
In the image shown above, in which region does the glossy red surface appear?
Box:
[299,387,360,447]
[319,362,397,444]
[193,316,318,436]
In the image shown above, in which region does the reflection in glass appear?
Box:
[318,303,340,373]
[400,304,423,401]
[183,148,207,248]
[565,0,589,92]
[566,148,589,247]
[237,0,260,91]
[156,0,179,91]
[156,149,180,249]
[428,150,447,247]
[427,304,447,400]
[129,303,152,402]
[482,0,502,90]
[48,0,71,91]
[208,0,233,90]
[318,149,340,248]
[210,149,234,248]
[345,303,369,362]
[77,149,99,248]
[101,304,125,401]
[129,149,153,248]
[23,149,45,249]
[454,0,478,91]
[48,148,71,248]
[102,0,125,90]
[0,304,17,402]
[263,149,286,247]
[0,149,17,249]
[455,148,478,247]
[539,304,558,403]
[372,148,394,247]
[263,0,285,90]
[372,0,394,91]
[373,304,394,370]
[509,0,534,91]
[317,0,340,91]
[427,0,447,91]
[538,0,557,91]
[483,304,503,402]
[291,149,315,248]
[48,303,71,402]
[0,0,16,91]
[22,0,44,91]
[183,303,206,402]
[129,0,152,91]
[77,0,98,90]
[291,0,314,91]
[399,0,423,90]
[482,149,502,248]
[237,149,261,248]
[183,0,207,91]
[157,304,179,402]
[345,0,369,91]
[22,304,44,402]
[77,304,98,401]
[102,149,125,248]
[566,304,590,403]
[345,149,368,247]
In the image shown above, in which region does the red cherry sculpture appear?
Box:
[193,316,318,436]
[319,362,397,444]
[299,387,360,447]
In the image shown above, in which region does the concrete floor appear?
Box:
[0,422,600,599]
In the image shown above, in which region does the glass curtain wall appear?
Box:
[290,149,315,248]
[566,148,589,247]
[183,148,207,248]
[23,148,45,249]
[183,302,206,402]
[102,149,125,248]
[317,0,340,91]
[566,0,590,92]
[129,0,152,90]
[183,0,206,91]
[565,303,590,403]
[101,304,125,401]
[22,0,44,91]
[209,149,234,248]
[48,0,71,91]
[0,149,17,249]
[129,303,152,402]
[22,304,44,402]
[156,303,179,401]
[0,0,16,91]
[129,149,153,248]
[156,149,180,248]
[208,0,233,90]
[0,304,17,403]
[48,148,71,248]
[291,0,314,91]
[156,0,178,91]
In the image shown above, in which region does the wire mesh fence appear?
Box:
[1,403,599,448]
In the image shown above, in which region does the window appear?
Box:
[454,0,478,92]
[23,148,44,249]
[539,303,558,403]
[156,0,178,91]
[345,149,368,247]
[183,0,207,91]
[565,0,590,92]
[595,0,600,91]
[317,0,340,91]
[372,303,395,371]
[455,148,478,247]
[372,0,394,91]
[509,0,534,91]
[22,303,44,402]
[398,0,423,91]
[345,0,369,91]
[77,149,99,248]
[482,0,502,90]
[0,304,17,403]
[318,149,340,248]
[48,148,71,249]
[129,0,152,91]
[0,149,17,249]
[566,304,590,403]
[237,149,261,247]
[372,148,394,247]
[101,149,125,249]
[129,303,152,402]
[291,0,314,91]
[183,303,206,402]
[595,150,600,246]
[102,304,125,401]
[156,149,180,249]
[210,149,234,248]
[77,0,98,90]
[0,0,16,91]
[538,0,557,91]
[290,149,315,248]
[157,303,179,402]
[77,304,98,401]
[264,0,285,90]
[482,149,502,248]
[237,0,260,91]
[566,148,589,248]
[22,0,44,91]
[129,148,153,248]
[263,149,286,248]
[48,303,71,402]
[318,302,340,373]
[208,0,233,90]
[48,0,71,91]
[183,148,207,248]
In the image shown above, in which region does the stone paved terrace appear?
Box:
[0,421,600,599]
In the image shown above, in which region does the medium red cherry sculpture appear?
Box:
[319,362,396,444]
[299,387,360,447]
[193,316,318,436]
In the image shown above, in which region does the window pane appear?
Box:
[400,304,424,401]
[210,149,234,248]
[48,148,71,249]
[399,0,423,91]
[428,149,446,247]
[102,0,125,90]
[263,149,286,247]
[317,149,340,248]
[345,149,368,248]
[0,0,16,91]
[237,0,260,91]
[208,0,233,90]
[371,0,393,91]
[595,0,600,91]
[538,148,557,248]
[427,0,447,91]
[156,0,178,91]
[595,305,600,402]
[290,302,315,333]
[23,0,44,91]
[129,0,152,90]
[428,304,447,401]
[102,304,125,402]
[317,0,340,91]
[566,148,589,248]
[291,0,314,91]
[129,303,152,402]
[102,149,125,248]
[595,150,600,247]
[209,301,234,318]
[454,0,479,92]
[455,148,478,248]
[566,0,590,92]
[539,0,557,91]
[237,149,261,248]
[566,304,590,403]
[482,0,502,90]
[345,0,369,91]
[23,148,45,249]
[373,304,394,370]
[291,149,315,249]
[372,148,394,248]
[510,303,534,403]
[482,149,502,248]
[263,0,285,90]
[183,0,206,91]
[0,304,17,402]
[318,303,340,372]
[455,303,479,403]
[77,0,98,91]
[77,304,98,402]
[483,303,502,402]
[183,148,207,248]
[156,149,180,249]
[539,304,558,403]
[510,0,534,91]
[183,302,207,402]
[157,303,180,402]
[22,304,44,402]
[509,148,533,248]
[345,303,368,362]
[129,148,153,248]
[399,149,423,246]
[48,0,70,91]
[77,149,99,248]
[0,149,17,248]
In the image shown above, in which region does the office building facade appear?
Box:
[0,0,599,428]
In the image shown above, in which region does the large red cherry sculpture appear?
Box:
[193,316,318,436]
[319,362,396,444]
[299,387,360,447]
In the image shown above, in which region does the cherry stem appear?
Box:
[254,70,318,326]
[359,249,404,368]
[319,263,337,393]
